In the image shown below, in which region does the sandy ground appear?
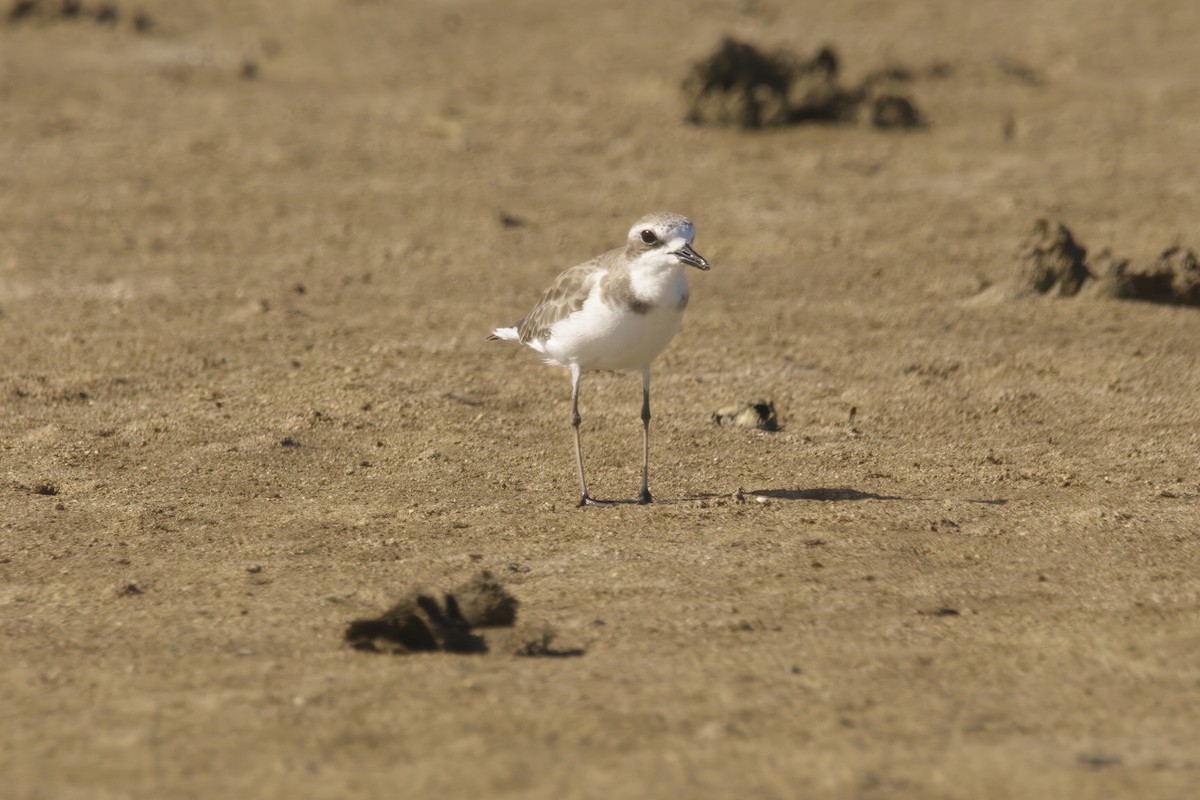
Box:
[2,1,1199,797]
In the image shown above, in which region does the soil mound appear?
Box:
[682,37,927,130]
[1007,220,1200,307]
[1095,245,1200,306]
[345,571,581,657]
[1019,219,1090,297]
[345,587,487,654]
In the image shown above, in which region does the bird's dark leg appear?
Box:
[571,365,610,508]
[636,366,653,504]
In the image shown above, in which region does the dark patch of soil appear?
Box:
[1016,220,1200,307]
[346,571,530,655]
[453,570,519,628]
[6,0,38,21]
[497,211,526,229]
[682,37,926,130]
[239,58,259,81]
[1096,245,1200,306]
[6,0,151,29]
[345,588,487,654]
[682,37,795,128]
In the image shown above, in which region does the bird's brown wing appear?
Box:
[514,256,610,344]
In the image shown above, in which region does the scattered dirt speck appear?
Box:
[1077,752,1122,770]
[871,94,923,129]
[498,211,526,228]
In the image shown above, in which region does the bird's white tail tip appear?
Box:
[490,326,520,342]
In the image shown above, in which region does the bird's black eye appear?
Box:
[640,229,657,245]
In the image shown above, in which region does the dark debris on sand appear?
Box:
[345,570,581,657]
[682,37,935,130]
[345,588,487,654]
[1095,245,1200,306]
[6,0,152,31]
[1014,219,1200,307]
[713,400,780,432]
[1019,219,1090,297]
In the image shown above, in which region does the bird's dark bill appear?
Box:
[675,243,710,270]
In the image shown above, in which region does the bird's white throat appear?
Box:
[627,251,689,307]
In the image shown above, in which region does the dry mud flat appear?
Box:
[2,1,1200,798]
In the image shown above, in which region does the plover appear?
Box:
[489,212,710,507]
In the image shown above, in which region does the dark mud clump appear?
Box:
[1019,219,1090,296]
[682,37,796,128]
[7,1,38,21]
[6,0,152,30]
[713,400,779,431]
[1010,220,1200,308]
[345,587,488,654]
[682,38,928,130]
[346,570,576,656]
[31,481,60,496]
[453,570,519,627]
[1148,246,1200,305]
[1088,249,1130,294]
[1094,245,1200,306]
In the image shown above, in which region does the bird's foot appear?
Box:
[578,494,614,508]
[635,488,653,505]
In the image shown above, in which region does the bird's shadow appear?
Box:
[751,487,903,502]
[748,487,1008,505]
[679,487,1008,505]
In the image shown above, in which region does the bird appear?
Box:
[489,212,710,507]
